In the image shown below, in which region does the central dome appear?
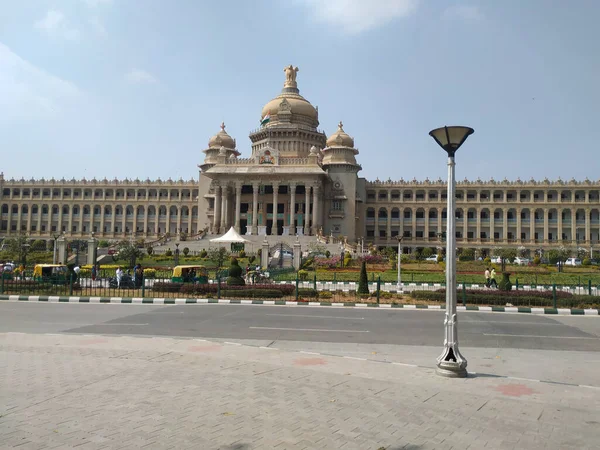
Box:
[260,65,319,127]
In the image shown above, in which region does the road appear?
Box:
[0,302,598,351]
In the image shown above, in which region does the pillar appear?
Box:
[312,184,320,235]
[213,185,221,233]
[571,208,576,243]
[261,238,269,269]
[293,237,301,270]
[543,208,549,243]
[220,186,227,231]
[289,183,296,235]
[56,236,68,264]
[252,182,259,235]
[304,185,311,235]
[271,182,279,236]
[87,236,97,266]
[585,208,591,244]
[234,183,242,233]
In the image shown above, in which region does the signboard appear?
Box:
[231,243,245,253]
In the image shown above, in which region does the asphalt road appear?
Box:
[1,302,599,351]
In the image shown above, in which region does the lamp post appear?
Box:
[396,235,403,293]
[340,242,345,269]
[52,233,60,264]
[21,243,31,268]
[429,125,474,378]
[174,243,180,266]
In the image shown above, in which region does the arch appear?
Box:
[415,207,425,219]
[181,206,189,216]
[547,190,558,202]
[1,204,8,214]
[149,189,158,198]
[170,189,179,199]
[428,209,438,219]
[94,189,103,198]
[494,208,505,220]
[115,189,125,198]
[480,208,490,219]
[590,208,600,221]
[42,205,49,214]
[403,207,412,219]
[62,205,69,215]
[391,207,400,219]
[126,206,134,216]
[560,190,572,202]
[136,206,145,216]
[377,208,388,219]
[560,208,571,223]
[403,190,413,201]
[534,208,544,221]
[148,205,156,216]
[191,206,198,217]
[93,206,101,215]
[169,206,178,216]
[455,208,464,219]
[378,190,389,201]
[493,190,504,201]
[21,205,28,214]
[366,207,375,218]
[115,205,123,215]
[11,205,18,214]
[548,208,558,221]
[83,205,90,215]
[104,205,112,216]
[159,206,167,216]
[466,208,477,219]
[72,205,79,215]
[51,205,59,215]
[575,208,586,221]
[32,205,39,214]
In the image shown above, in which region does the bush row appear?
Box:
[151,282,296,295]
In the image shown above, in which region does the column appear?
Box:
[530,208,536,243]
[504,209,509,243]
[585,208,591,244]
[234,183,242,232]
[176,207,182,236]
[386,207,392,241]
[37,206,42,235]
[476,208,481,242]
[144,207,149,237]
[571,208,576,243]
[166,206,171,236]
[252,183,259,235]
[490,210,496,243]
[304,186,311,235]
[213,185,221,233]
[271,182,279,236]
[515,208,521,242]
[100,207,105,235]
[220,186,227,231]
[437,207,443,240]
[312,184,320,235]
[543,208,549,243]
[289,183,296,235]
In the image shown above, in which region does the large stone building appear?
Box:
[1,66,600,255]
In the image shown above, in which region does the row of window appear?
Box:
[1,204,198,215]
[2,188,198,199]
[366,208,600,220]
[366,190,600,202]
[365,229,592,240]
[0,220,193,234]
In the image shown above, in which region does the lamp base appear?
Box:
[436,362,468,378]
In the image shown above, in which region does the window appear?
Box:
[404,211,411,219]
[480,232,487,238]
[366,229,375,237]
[403,230,411,238]
[416,231,423,238]
[467,232,474,238]
[494,232,500,239]
[416,211,424,219]
[507,194,514,200]
[379,230,386,237]
[332,200,342,210]
[521,232,526,239]
[508,232,514,239]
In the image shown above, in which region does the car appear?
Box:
[563,258,582,266]
[514,257,530,266]
[490,256,502,264]
[425,255,439,262]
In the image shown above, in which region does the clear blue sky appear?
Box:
[1,0,599,183]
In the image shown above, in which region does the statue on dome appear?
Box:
[283,65,299,88]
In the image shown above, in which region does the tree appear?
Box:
[547,247,569,265]
[146,246,153,256]
[207,247,229,275]
[115,240,144,268]
[226,257,245,285]
[493,247,517,272]
[98,240,110,248]
[182,247,190,256]
[421,248,434,259]
[458,248,475,261]
[357,261,369,295]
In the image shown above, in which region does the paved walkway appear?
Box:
[1,333,600,449]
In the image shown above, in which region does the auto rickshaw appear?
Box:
[33,264,69,285]
[172,265,208,284]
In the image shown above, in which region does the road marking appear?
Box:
[392,362,418,368]
[483,333,599,339]
[507,376,540,383]
[249,326,369,333]
[97,323,149,326]
[464,321,563,325]
[265,313,364,320]
[259,346,278,350]
[300,351,321,355]
[224,342,241,346]
[343,356,367,361]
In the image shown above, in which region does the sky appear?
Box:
[1,0,599,183]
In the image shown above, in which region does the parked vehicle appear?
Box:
[33,264,69,284]
[172,265,208,283]
[425,255,439,262]
[108,274,135,289]
[514,257,530,266]
[563,258,582,266]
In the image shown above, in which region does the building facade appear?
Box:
[2,66,600,254]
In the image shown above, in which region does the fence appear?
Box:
[1,274,599,309]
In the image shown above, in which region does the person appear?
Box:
[116,266,123,288]
[73,265,81,282]
[484,268,490,288]
[91,265,97,281]
[490,268,497,288]
[135,265,143,288]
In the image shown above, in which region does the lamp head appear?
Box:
[429,126,474,157]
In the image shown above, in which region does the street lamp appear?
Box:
[340,242,345,269]
[429,125,474,378]
[21,243,31,268]
[174,243,180,266]
[52,233,60,264]
[396,235,403,293]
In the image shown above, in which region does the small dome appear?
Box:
[326,121,355,148]
[208,122,236,149]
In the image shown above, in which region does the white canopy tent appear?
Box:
[209,227,250,243]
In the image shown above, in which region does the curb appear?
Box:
[1,295,599,315]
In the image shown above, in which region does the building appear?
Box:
[2,66,600,255]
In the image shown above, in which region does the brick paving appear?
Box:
[1,333,600,449]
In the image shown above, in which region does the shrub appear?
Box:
[227,258,245,286]
[498,272,512,291]
[325,250,331,258]
[152,282,184,292]
[239,250,246,258]
[483,257,491,265]
[248,255,255,264]
[221,289,283,298]
[98,240,110,248]
[257,249,262,257]
[298,270,309,281]
[182,247,190,256]
[143,268,156,278]
[409,289,583,307]
[199,249,207,258]
[582,258,591,266]
[533,256,541,265]
[344,253,352,267]
[31,239,47,251]
[318,291,333,299]
[437,254,444,263]
[357,261,369,294]
[165,249,173,257]
[147,246,153,256]
[298,288,318,298]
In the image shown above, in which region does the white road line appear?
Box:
[249,326,369,333]
[265,313,364,320]
[464,321,563,325]
[299,351,321,355]
[224,342,242,346]
[483,333,599,339]
[507,376,541,383]
[579,385,600,390]
[343,356,366,361]
[392,362,418,368]
[96,323,149,326]
[259,346,278,350]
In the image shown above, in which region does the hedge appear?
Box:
[409,289,600,308]
[221,289,283,299]
[154,282,296,296]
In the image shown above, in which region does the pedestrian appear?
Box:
[116,266,123,288]
[490,268,498,288]
[73,265,81,282]
[91,265,97,281]
[484,268,490,288]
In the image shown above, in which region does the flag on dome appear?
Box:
[260,112,271,126]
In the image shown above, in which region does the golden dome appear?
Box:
[326,121,355,148]
[259,65,318,126]
[208,122,236,149]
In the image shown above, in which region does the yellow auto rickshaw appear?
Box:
[172,265,208,284]
[33,264,69,284]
